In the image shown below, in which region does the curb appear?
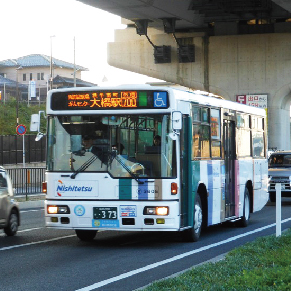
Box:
[14,193,46,202]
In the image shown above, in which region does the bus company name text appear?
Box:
[57,185,93,192]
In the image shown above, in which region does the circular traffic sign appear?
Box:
[16,124,27,135]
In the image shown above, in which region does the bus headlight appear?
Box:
[47,205,70,214]
[143,206,169,216]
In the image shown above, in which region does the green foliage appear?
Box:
[0,100,46,135]
[142,229,291,291]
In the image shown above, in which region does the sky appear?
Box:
[1,0,161,85]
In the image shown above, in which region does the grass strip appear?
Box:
[142,229,291,291]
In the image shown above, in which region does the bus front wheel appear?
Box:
[182,194,203,242]
[75,229,98,241]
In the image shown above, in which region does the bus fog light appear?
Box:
[51,217,58,223]
[156,218,165,224]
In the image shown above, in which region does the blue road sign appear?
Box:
[16,124,27,135]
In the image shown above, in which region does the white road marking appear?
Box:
[0,227,43,237]
[0,235,75,250]
[75,217,291,291]
[18,227,43,233]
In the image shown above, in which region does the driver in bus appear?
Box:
[82,135,98,154]
[82,135,108,164]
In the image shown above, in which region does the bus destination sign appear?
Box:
[50,90,169,110]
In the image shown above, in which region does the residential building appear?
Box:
[0,54,96,102]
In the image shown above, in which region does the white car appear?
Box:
[0,166,20,236]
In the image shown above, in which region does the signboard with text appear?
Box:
[236,94,267,109]
[50,90,169,111]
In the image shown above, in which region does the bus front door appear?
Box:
[223,116,236,218]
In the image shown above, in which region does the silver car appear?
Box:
[268,151,291,202]
[0,166,20,236]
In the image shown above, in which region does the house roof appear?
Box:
[53,75,97,87]
[0,75,28,89]
[0,54,88,71]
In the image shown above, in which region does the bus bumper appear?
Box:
[45,200,181,231]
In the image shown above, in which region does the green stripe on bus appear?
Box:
[192,160,201,193]
[119,179,132,200]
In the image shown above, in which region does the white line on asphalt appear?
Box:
[0,235,76,251]
[18,227,43,233]
[0,227,43,237]
[75,217,291,291]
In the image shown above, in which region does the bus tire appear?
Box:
[182,194,203,242]
[75,229,97,241]
[237,188,250,227]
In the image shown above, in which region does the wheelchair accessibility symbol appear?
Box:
[154,92,167,108]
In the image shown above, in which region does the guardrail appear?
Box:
[6,167,46,195]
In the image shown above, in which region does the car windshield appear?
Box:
[46,114,176,179]
[268,154,291,168]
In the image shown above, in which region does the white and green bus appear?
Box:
[43,85,268,242]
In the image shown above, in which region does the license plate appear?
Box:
[93,207,117,220]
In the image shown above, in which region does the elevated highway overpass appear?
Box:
[77,0,291,150]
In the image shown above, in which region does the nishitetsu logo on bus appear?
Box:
[56,180,93,196]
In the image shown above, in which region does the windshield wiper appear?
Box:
[71,155,98,179]
[111,153,144,184]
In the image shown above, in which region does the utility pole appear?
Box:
[74,36,76,87]
[50,35,55,90]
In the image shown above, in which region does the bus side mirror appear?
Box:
[172,111,182,130]
[30,114,40,132]
[30,111,46,141]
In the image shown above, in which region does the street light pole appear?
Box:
[73,36,76,87]
[16,76,19,126]
[50,35,55,90]
[16,66,22,126]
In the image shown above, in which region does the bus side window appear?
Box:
[211,108,221,158]
[192,124,201,158]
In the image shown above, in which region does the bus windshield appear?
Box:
[46,114,176,178]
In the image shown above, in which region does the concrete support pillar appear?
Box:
[268,106,290,150]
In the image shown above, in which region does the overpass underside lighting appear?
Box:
[134,18,195,64]
[154,46,171,64]
[178,45,195,63]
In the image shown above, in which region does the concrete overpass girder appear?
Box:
[108,29,291,150]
